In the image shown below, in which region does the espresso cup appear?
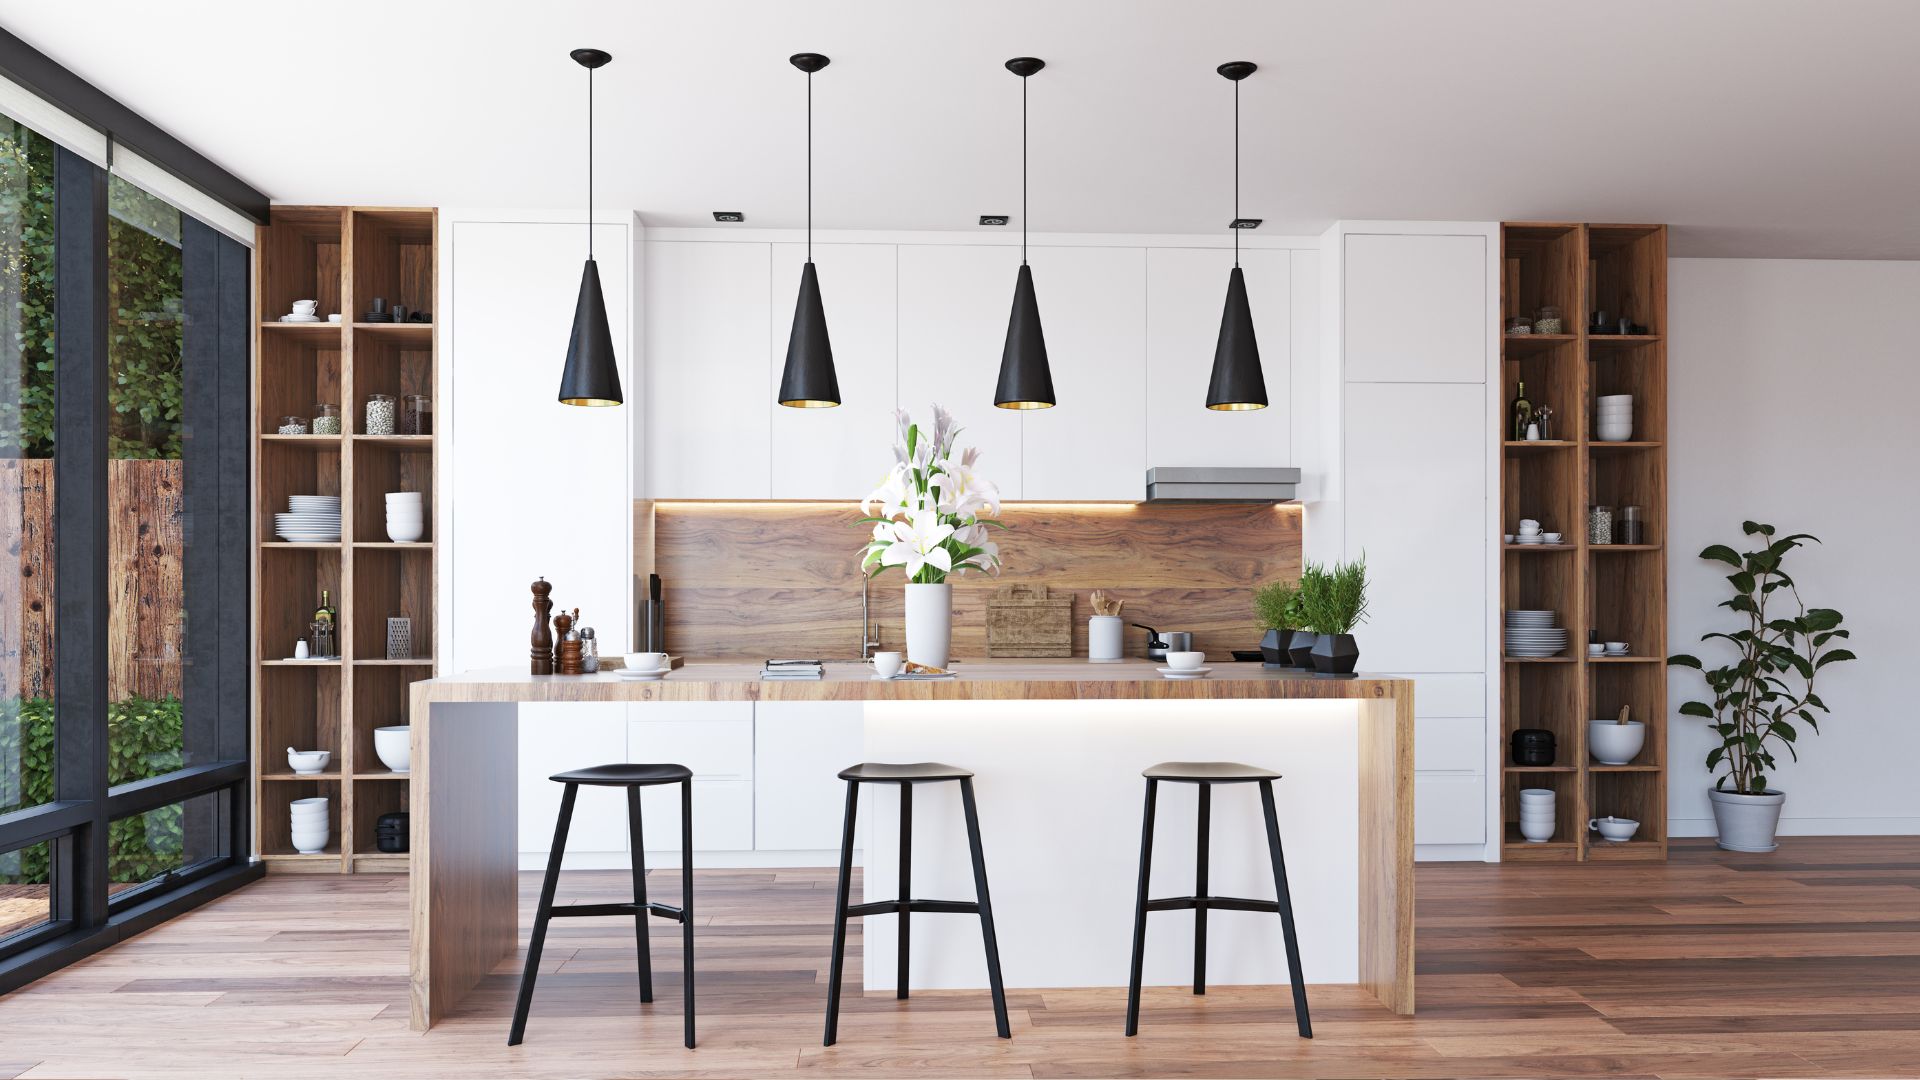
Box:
[1165,651,1205,670]
[292,299,317,313]
[871,651,904,678]
[630,651,669,671]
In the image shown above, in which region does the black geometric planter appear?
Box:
[1288,629,1318,670]
[1260,628,1293,666]
[1311,633,1359,676]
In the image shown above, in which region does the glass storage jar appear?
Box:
[1534,306,1565,334]
[403,394,431,435]
[311,403,341,435]
[364,393,396,436]
[1588,505,1615,546]
[278,416,309,435]
[1505,315,1532,335]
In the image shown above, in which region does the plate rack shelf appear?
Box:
[1499,222,1668,863]
[252,206,437,872]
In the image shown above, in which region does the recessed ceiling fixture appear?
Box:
[557,48,623,407]
[713,211,745,222]
[777,52,841,409]
[994,56,1055,411]
[1231,218,1263,229]
[979,214,1009,226]
[1206,61,1268,412]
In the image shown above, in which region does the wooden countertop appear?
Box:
[412,659,1410,704]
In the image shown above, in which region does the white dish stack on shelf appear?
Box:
[274,495,341,542]
[386,491,424,543]
[1595,394,1633,442]
[1518,787,1556,842]
[290,796,330,854]
[1505,610,1568,657]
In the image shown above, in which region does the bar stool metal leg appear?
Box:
[509,783,577,1046]
[1259,780,1312,1039]
[823,779,859,1047]
[680,778,697,1049]
[1194,783,1210,996]
[897,781,912,1000]
[958,778,1011,1039]
[626,786,653,1005]
[1124,777,1158,1037]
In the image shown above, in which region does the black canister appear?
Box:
[1510,728,1557,767]
[376,811,410,854]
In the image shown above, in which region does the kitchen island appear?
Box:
[406,661,1413,1030]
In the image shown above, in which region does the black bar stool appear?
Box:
[824,762,1010,1046]
[508,763,697,1049]
[1124,761,1311,1039]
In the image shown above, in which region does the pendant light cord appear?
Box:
[1021,72,1029,266]
[1233,76,1240,269]
[588,63,595,262]
[807,69,813,264]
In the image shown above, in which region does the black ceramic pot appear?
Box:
[1287,629,1318,669]
[1311,632,1360,676]
[1260,628,1293,666]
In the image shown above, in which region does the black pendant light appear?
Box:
[777,53,841,408]
[994,57,1055,410]
[558,48,623,407]
[1205,60,1268,411]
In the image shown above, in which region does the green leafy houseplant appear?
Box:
[1668,522,1854,797]
[1302,557,1369,636]
[1252,579,1300,631]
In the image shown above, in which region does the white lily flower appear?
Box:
[879,510,955,579]
[862,464,911,516]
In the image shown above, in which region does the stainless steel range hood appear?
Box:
[1144,467,1301,503]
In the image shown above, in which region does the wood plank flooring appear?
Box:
[1,837,1916,1078]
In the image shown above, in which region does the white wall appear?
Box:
[1668,258,1920,835]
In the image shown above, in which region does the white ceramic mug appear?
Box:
[631,652,669,671]
[871,651,904,678]
[291,299,317,313]
[1165,650,1205,670]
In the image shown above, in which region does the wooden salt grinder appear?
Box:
[530,578,554,675]
[555,608,582,675]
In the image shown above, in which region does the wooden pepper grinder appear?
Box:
[530,578,554,675]
[555,608,583,675]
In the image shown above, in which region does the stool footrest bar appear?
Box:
[1145,895,1280,914]
[845,899,980,918]
[548,901,686,922]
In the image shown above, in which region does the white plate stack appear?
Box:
[386,491,424,542]
[1595,394,1633,442]
[274,495,341,542]
[290,796,330,854]
[1505,610,1568,657]
[1518,787,1556,842]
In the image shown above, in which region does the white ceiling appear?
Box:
[8,0,1920,258]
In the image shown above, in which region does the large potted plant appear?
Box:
[1303,556,1369,676]
[1252,579,1302,667]
[1668,521,1855,852]
[860,405,1004,668]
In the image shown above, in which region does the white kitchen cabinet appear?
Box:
[644,240,772,498]
[769,243,898,498]
[1343,233,1488,384]
[638,780,756,854]
[627,702,753,779]
[1414,774,1487,846]
[449,220,632,669]
[1416,716,1487,774]
[1341,381,1486,673]
[1144,247,1292,468]
[754,701,863,851]
[1019,246,1147,499]
[896,244,1025,497]
[517,702,630,856]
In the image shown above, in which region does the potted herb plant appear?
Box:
[1252,578,1302,667]
[1289,566,1324,669]
[1304,556,1369,676]
[859,405,1004,669]
[1669,522,1854,852]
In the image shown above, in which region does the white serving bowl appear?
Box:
[1518,818,1556,842]
[386,519,426,543]
[1595,430,1634,443]
[286,748,331,774]
[1165,650,1206,670]
[374,725,411,773]
[290,796,329,812]
[291,832,330,855]
[1588,720,1646,765]
[1590,816,1640,841]
[1518,787,1556,801]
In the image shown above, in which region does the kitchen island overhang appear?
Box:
[405,661,1413,1030]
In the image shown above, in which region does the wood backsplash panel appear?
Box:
[640,501,1300,660]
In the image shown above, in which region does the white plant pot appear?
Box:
[1709,788,1785,852]
[904,582,953,669]
[1587,720,1647,765]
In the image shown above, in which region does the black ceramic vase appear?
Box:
[1288,629,1318,670]
[1260,628,1292,666]
[1311,633,1360,676]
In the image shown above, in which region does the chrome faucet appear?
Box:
[860,572,882,659]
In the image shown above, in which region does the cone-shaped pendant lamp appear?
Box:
[1205,61,1267,411]
[559,48,623,407]
[995,56,1055,410]
[777,53,841,408]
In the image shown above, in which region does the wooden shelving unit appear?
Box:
[1499,223,1668,863]
[252,206,437,872]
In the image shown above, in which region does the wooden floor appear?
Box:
[1,838,1917,1078]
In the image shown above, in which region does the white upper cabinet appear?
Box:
[1343,233,1488,384]
[645,241,773,498]
[896,244,1025,499]
[768,243,898,499]
[1144,247,1293,468]
[1341,381,1486,672]
[1020,246,1147,500]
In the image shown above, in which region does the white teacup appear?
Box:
[871,651,904,678]
[1605,641,1630,655]
[291,299,318,314]
[629,652,669,672]
[1165,651,1205,670]
[1518,518,1540,530]
[1589,816,1640,841]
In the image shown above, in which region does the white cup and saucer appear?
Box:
[618,652,671,680]
[1158,651,1212,679]
[282,299,321,323]
[870,651,905,679]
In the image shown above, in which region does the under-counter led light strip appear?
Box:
[651,500,1301,512]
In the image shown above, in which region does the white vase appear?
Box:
[904,582,953,669]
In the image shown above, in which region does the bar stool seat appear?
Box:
[552,763,693,786]
[1143,761,1280,783]
[837,761,974,782]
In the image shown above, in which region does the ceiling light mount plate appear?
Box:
[1217,61,1257,81]
[789,53,831,73]
[980,215,1009,226]
[1231,218,1263,229]
[571,49,612,69]
[1005,57,1046,78]
[713,211,745,223]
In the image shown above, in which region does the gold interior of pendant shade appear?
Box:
[996,400,1056,411]
[779,398,841,409]
[561,397,623,407]
[1207,401,1267,411]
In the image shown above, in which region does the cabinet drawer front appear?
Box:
[1414,773,1486,846]
[627,717,753,780]
[637,780,754,853]
[1416,716,1486,774]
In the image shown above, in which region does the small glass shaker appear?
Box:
[1589,505,1615,546]
[403,394,431,435]
[579,626,599,672]
[1620,505,1645,545]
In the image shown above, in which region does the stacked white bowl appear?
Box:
[290,796,330,854]
[386,491,424,543]
[1595,394,1634,442]
[1518,787,1557,842]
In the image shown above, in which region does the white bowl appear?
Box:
[1589,816,1640,841]
[1165,650,1206,670]
[1595,431,1634,443]
[291,834,330,855]
[286,748,331,774]
[1518,818,1556,842]
[1588,720,1646,765]
[384,511,425,524]
[1504,534,1516,544]
[1518,788,1556,803]
[374,725,411,772]
[1596,394,1633,404]
[290,796,329,811]
[385,491,423,501]
[387,519,426,543]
